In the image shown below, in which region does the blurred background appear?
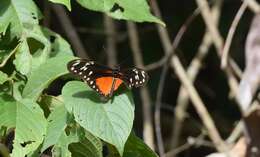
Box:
[36,0,259,156]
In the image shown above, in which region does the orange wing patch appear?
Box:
[95,77,123,96]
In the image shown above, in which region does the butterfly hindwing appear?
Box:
[67,59,124,97]
[120,68,149,88]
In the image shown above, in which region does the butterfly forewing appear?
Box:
[67,59,123,97]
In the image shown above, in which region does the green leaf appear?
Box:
[62,81,135,155]
[108,133,158,157]
[13,40,32,75]
[23,55,75,101]
[13,25,51,75]
[0,0,42,39]
[11,99,47,157]
[48,0,71,11]
[52,128,82,157]
[76,0,165,26]
[0,71,8,84]
[41,27,73,57]
[12,80,25,101]
[123,133,158,157]
[69,130,103,157]
[41,105,68,152]
[0,94,16,129]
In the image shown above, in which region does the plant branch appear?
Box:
[221,2,247,68]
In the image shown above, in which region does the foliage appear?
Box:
[0,0,161,156]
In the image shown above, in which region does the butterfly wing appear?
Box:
[120,68,149,88]
[67,59,123,97]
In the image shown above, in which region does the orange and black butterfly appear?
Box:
[67,59,149,98]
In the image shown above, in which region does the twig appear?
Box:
[127,22,155,149]
[171,1,222,150]
[104,15,117,67]
[51,5,89,59]
[221,2,247,68]
[165,134,213,157]
[150,0,227,153]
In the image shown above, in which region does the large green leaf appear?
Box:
[48,0,71,11]
[76,0,165,26]
[69,131,103,157]
[23,55,75,100]
[0,94,16,129]
[11,99,47,157]
[41,105,68,152]
[62,81,135,155]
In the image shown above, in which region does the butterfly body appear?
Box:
[67,59,148,98]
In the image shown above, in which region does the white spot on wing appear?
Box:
[83,76,87,79]
[87,77,90,81]
[79,72,82,75]
[88,71,93,76]
[90,81,94,85]
[130,78,133,83]
[141,71,146,77]
[70,67,75,71]
[135,75,139,80]
[72,61,80,66]
[73,70,77,73]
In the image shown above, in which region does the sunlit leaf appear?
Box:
[48,0,71,11]
[41,105,68,152]
[11,99,47,157]
[62,81,134,155]
[76,0,165,26]
[0,94,16,129]
[23,55,75,101]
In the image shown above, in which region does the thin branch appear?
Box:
[150,0,228,153]
[221,2,247,68]
[52,5,89,59]
[127,22,155,149]
[104,15,117,66]
[165,134,213,157]
[171,1,222,150]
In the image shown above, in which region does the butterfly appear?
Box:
[67,59,149,98]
